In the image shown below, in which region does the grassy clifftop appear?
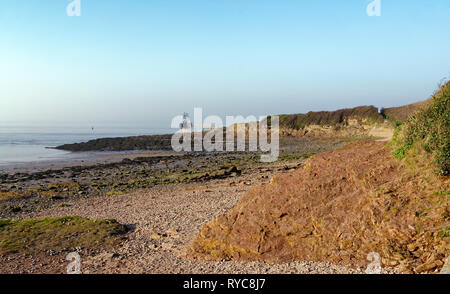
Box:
[391,81,449,175]
[279,105,384,130]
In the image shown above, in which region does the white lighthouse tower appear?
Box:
[180,112,192,133]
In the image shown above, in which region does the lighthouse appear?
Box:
[180,112,192,133]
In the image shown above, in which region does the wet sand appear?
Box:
[0,150,181,174]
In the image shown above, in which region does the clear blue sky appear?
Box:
[0,0,449,128]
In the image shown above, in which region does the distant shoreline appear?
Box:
[54,134,174,152]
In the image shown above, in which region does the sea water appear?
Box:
[0,125,172,166]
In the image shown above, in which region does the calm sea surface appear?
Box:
[0,125,172,165]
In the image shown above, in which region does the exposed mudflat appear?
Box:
[0,150,180,174]
[0,137,354,218]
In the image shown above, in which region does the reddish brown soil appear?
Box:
[191,141,449,273]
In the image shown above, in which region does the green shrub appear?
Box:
[391,81,450,175]
[392,142,412,159]
[438,226,450,239]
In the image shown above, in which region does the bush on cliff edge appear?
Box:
[391,81,450,175]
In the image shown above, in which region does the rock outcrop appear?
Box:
[278,106,394,138]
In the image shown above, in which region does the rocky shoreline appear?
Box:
[1,136,397,273]
[1,137,358,219]
[0,141,399,274]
